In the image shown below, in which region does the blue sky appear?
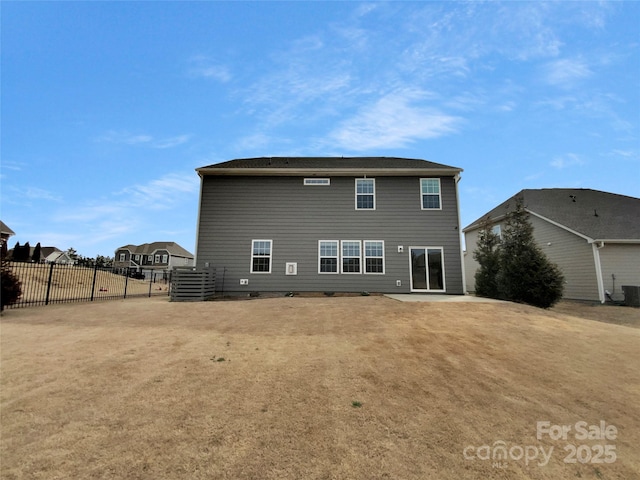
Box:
[2,1,639,258]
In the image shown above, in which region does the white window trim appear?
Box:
[420,178,442,210]
[162,254,168,263]
[341,240,362,274]
[364,240,385,275]
[119,253,126,262]
[304,178,330,185]
[250,239,273,274]
[355,178,376,210]
[492,225,502,239]
[318,240,339,274]
[155,254,161,263]
[409,246,446,292]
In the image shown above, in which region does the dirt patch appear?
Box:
[1,297,639,479]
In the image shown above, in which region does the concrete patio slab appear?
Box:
[385,294,507,303]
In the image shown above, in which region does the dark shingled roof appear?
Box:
[464,188,640,241]
[199,156,461,171]
[117,242,194,258]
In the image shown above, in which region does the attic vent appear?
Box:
[304,178,330,186]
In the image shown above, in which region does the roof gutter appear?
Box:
[196,167,463,177]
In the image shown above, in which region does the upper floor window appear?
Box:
[251,240,272,273]
[162,254,168,263]
[356,179,375,210]
[148,255,153,262]
[421,178,441,209]
[155,254,161,263]
[119,253,126,262]
[134,254,140,261]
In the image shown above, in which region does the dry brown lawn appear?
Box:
[1,296,639,480]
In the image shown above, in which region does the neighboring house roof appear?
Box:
[117,242,194,258]
[46,251,73,263]
[463,188,640,241]
[197,157,463,176]
[1,220,15,237]
[29,246,62,258]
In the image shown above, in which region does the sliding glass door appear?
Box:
[410,247,445,292]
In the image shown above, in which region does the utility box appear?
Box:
[622,285,640,307]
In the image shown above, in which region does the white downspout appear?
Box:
[454,173,467,294]
[193,173,204,268]
[592,241,605,303]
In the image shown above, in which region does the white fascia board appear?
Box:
[525,210,594,243]
[462,213,508,233]
[196,167,463,177]
[591,239,640,244]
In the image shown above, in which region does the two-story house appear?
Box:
[194,157,465,295]
[114,242,195,275]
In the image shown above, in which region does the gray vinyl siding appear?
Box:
[464,216,601,301]
[528,216,600,301]
[599,244,640,301]
[196,175,463,294]
[463,228,481,293]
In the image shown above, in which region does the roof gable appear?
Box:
[464,188,640,240]
[1,220,15,236]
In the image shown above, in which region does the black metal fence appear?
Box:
[4,262,171,309]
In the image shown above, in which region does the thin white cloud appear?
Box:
[153,135,191,149]
[543,58,592,87]
[116,172,199,209]
[96,131,191,149]
[187,55,232,82]
[328,90,460,151]
[5,185,62,203]
[550,153,586,169]
[47,172,200,255]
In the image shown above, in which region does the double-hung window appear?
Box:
[119,253,126,262]
[420,178,441,209]
[318,241,339,273]
[162,254,168,263]
[364,241,384,274]
[251,240,272,273]
[355,179,375,210]
[341,240,361,273]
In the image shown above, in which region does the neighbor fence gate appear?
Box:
[4,262,171,309]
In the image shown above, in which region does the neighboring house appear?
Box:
[1,221,15,246]
[194,157,465,295]
[113,242,195,272]
[29,246,65,263]
[45,249,75,265]
[463,189,640,303]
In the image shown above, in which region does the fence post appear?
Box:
[90,263,98,301]
[44,263,55,305]
[124,268,129,299]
